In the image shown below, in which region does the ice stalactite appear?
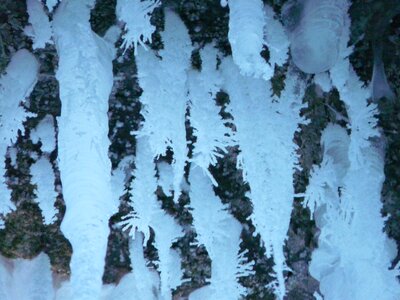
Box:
[290,0,349,74]
[221,58,306,299]
[187,46,250,299]
[371,42,396,102]
[123,137,184,300]
[116,0,160,52]
[188,167,252,300]
[25,0,53,49]
[227,0,273,80]
[0,253,55,300]
[0,49,39,228]
[188,45,235,184]
[135,10,192,203]
[53,0,117,298]
[263,4,290,68]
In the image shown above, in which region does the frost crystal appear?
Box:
[116,0,160,52]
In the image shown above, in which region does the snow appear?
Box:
[188,166,252,300]
[0,49,39,227]
[221,58,306,299]
[116,0,160,52]
[0,253,54,300]
[53,0,117,298]
[30,115,56,153]
[290,0,349,74]
[26,0,53,49]
[135,10,192,203]
[227,0,273,80]
[31,157,57,225]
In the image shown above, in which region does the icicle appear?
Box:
[25,0,53,49]
[188,166,252,300]
[290,0,349,74]
[263,4,290,68]
[31,157,57,225]
[135,10,192,203]
[123,137,184,299]
[227,0,273,80]
[0,253,55,300]
[116,0,160,52]
[0,49,39,227]
[188,45,235,185]
[221,58,306,299]
[53,0,117,298]
[371,42,396,102]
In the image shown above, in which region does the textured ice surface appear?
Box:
[0,253,54,300]
[26,0,52,49]
[228,0,273,80]
[135,10,192,203]
[290,0,349,74]
[125,137,184,299]
[221,58,306,299]
[53,0,116,298]
[188,45,235,185]
[188,167,251,300]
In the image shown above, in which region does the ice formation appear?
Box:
[135,10,192,203]
[124,137,184,299]
[227,0,273,80]
[26,0,53,49]
[30,115,56,154]
[0,253,54,300]
[188,45,235,185]
[221,58,306,299]
[103,231,160,300]
[31,157,57,225]
[0,49,39,227]
[53,0,117,298]
[188,167,252,300]
[263,4,290,68]
[290,0,349,74]
[116,0,160,52]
